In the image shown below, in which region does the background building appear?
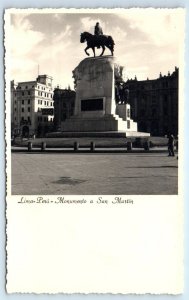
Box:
[53,87,75,131]
[11,75,54,137]
[11,68,178,138]
[126,67,178,136]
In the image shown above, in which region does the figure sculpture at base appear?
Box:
[115,83,129,104]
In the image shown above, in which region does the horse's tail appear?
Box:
[108,35,115,46]
[107,36,115,54]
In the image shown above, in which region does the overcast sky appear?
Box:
[9,8,185,89]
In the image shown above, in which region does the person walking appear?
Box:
[167,133,175,156]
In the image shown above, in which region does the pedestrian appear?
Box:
[167,133,175,156]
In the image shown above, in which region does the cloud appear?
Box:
[11,14,44,57]
[10,14,45,80]
[9,9,185,87]
[118,8,185,47]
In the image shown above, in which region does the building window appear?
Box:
[14,108,16,111]
[22,108,24,112]
[28,116,31,122]
[127,120,130,129]
[21,117,24,121]
[28,91,30,95]
[28,99,30,104]
[152,97,156,105]
[44,101,46,105]
[140,109,145,116]
[14,93,16,96]
[22,92,24,96]
[15,117,16,121]
[28,107,30,112]
[164,95,168,101]
[152,109,157,117]
[22,100,24,105]
[127,109,130,118]
[163,107,168,116]
[26,86,28,89]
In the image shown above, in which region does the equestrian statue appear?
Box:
[80,22,115,57]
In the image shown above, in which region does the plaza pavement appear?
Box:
[11,152,178,195]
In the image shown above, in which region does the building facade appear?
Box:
[11,75,54,137]
[126,67,178,136]
[53,87,75,130]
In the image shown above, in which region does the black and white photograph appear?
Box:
[8,8,184,195]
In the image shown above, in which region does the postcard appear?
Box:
[5,8,185,293]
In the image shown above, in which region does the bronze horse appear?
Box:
[80,32,115,57]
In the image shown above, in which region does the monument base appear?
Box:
[61,111,140,133]
[60,109,149,137]
[48,130,150,138]
[59,56,150,138]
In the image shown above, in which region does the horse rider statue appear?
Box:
[80,22,114,57]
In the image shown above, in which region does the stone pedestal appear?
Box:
[74,55,115,118]
[61,56,150,137]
